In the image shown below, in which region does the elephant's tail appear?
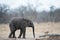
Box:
[32,26,35,38]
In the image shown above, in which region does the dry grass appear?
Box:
[0,22,60,40]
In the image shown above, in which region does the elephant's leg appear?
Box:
[18,29,23,38]
[9,32,12,38]
[13,30,16,38]
[9,31,13,38]
[9,29,16,38]
[23,28,26,38]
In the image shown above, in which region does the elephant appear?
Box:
[8,18,35,38]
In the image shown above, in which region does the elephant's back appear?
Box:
[10,18,22,25]
[9,18,33,26]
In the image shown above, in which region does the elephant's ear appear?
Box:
[22,21,27,26]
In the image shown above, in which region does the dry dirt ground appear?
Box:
[0,22,60,40]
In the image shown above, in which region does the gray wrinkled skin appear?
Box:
[9,18,35,38]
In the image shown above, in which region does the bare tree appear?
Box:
[0,4,9,23]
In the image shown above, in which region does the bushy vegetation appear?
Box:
[0,4,60,24]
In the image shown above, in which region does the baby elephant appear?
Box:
[9,18,35,38]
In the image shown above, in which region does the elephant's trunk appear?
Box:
[32,26,35,38]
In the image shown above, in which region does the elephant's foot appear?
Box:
[23,36,25,38]
[18,36,21,38]
[9,36,16,38]
[13,37,16,38]
[9,36,12,38]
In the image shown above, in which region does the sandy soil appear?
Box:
[0,22,60,39]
